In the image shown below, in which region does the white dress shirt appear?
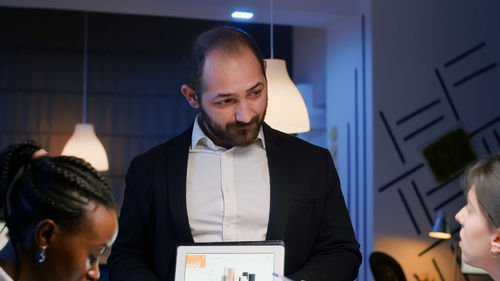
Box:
[186,115,270,242]
[0,267,13,281]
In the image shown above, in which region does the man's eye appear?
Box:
[89,254,99,263]
[249,90,261,97]
[216,99,234,105]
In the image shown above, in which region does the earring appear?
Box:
[490,249,499,258]
[37,246,47,263]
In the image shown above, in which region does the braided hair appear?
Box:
[0,140,115,244]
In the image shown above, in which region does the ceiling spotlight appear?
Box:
[231,11,254,20]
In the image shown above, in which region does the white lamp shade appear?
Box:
[264,59,310,134]
[61,123,109,171]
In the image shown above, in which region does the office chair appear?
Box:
[369,251,407,281]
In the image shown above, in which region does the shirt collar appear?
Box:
[191,114,266,150]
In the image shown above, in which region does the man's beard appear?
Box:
[198,105,266,147]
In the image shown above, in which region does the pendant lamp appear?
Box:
[62,12,109,172]
[263,0,310,134]
[428,210,451,239]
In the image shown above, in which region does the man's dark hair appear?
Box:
[184,26,266,94]
[0,140,115,243]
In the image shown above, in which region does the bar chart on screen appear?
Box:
[184,253,274,281]
[186,255,206,268]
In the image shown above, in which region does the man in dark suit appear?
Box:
[108,26,361,281]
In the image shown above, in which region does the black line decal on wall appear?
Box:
[444,42,486,67]
[379,111,406,163]
[355,69,359,237]
[347,122,351,214]
[435,69,460,121]
[434,190,463,211]
[412,180,433,226]
[419,238,444,257]
[482,137,492,154]
[403,116,445,142]
[398,188,421,235]
[468,115,500,137]
[426,172,464,196]
[396,99,441,125]
[494,130,500,147]
[361,14,368,281]
[378,163,424,192]
[432,258,445,281]
[453,63,497,87]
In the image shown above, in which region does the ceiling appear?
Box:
[0,0,362,27]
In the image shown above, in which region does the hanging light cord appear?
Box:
[82,12,88,124]
[270,0,274,59]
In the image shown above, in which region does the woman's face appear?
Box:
[455,186,496,267]
[42,203,118,281]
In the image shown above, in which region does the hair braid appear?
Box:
[0,140,116,242]
[23,162,81,213]
[51,157,114,208]
[0,140,40,206]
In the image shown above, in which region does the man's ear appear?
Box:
[181,84,199,109]
[490,227,500,257]
[34,219,57,249]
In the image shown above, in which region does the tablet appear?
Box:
[174,241,285,281]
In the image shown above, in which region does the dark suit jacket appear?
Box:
[108,123,361,281]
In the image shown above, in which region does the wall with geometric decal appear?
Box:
[372,1,499,281]
[325,1,374,280]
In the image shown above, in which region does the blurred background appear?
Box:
[0,0,499,280]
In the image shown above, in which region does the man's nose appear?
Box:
[235,102,252,123]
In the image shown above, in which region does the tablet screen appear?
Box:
[185,253,274,281]
[175,242,285,281]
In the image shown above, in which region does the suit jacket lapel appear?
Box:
[167,124,194,242]
[263,123,291,241]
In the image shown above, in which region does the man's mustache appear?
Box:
[228,116,260,128]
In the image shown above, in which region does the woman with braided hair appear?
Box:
[455,154,500,280]
[0,140,118,281]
